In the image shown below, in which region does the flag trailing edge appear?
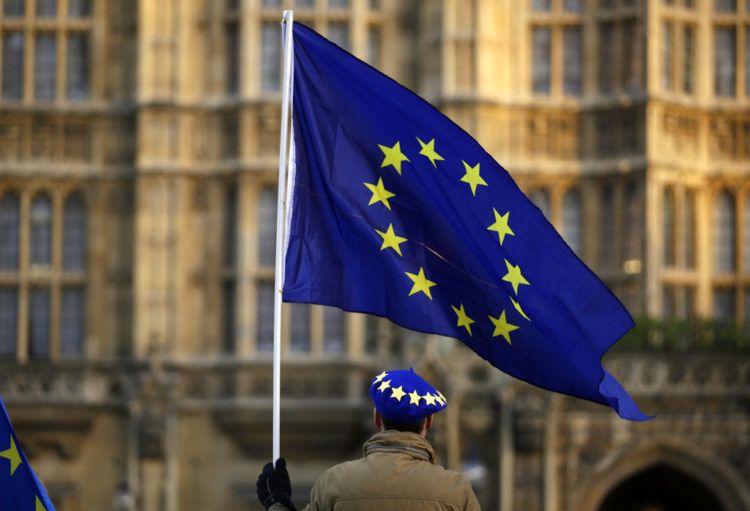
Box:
[281,22,650,421]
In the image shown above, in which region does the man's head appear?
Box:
[368,368,446,436]
[373,408,434,437]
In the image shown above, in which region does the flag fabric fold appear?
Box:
[0,397,56,510]
[283,22,649,421]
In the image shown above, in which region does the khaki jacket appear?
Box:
[271,430,481,511]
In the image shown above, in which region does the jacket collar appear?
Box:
[363,430,436,463]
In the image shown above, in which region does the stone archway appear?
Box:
[574,443,748,511]
[597,463,724,511]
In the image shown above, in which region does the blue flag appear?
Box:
[0,398,56,510]
[283,23,649,420]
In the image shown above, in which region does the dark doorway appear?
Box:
[598,464,725,511]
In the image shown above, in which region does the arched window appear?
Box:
[0,287,17,358]
[682,189,696,268]
[0,193,20,270]
[562,189,582,255]
[30,193,52,266]
[714,191,736,273]
[530,189,550,219]
[258,186,277,267]
[224,186,237,268]
[60,287,84,357]
[290,303,310,353]
[600,184,615,267]
[663,187,676,267]
[323,306,345,354]
[623,181,640,262]
[63,193,86,271]
[29,288,50,358]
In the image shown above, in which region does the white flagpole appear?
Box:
[272,9,294,462]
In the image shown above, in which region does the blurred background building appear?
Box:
[0,0,749,509]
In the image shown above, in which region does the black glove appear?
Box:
[256,458,297,510]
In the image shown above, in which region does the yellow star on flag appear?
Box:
[436,391,447,405]
[405,267,437,300]
[416,137,444,168]
[36,497,47,511]
[375,223,408,256]
[378,380,391,392]
[510,297,531,321]
[488,208,515,246]
[373,371,388,384]
[502,259,530,295]
[378,141,410,174]
[451,304,475,336]
[460,161,488,196]
[423,393,437,406]
[408,390,422,406]
[390,385,406,402]
[0,436,22,476]
[364,178,396,210]
[489,310,519,345]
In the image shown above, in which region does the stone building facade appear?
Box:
[0,0,748,509]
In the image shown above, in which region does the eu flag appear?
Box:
[0,398,56,510]
[283,23,649,420]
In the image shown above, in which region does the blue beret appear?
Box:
[369,368,447,423]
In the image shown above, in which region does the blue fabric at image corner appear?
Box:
[283,22,650,421]
[0,397,56,510]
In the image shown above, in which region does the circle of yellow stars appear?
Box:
[372,371,447,408]
[363,137,533,345]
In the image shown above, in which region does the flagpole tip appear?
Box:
[282,10,293,22]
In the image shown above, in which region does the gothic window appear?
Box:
[533,0,551,11]
[3,0,24,16]
[223,185,238,354]
[663,22,674,91]
[663,284,677,318]
[296,0,314,8]
[258,186,277,267]
[714,191,736,273]
[532,27,551,94]
[624,181,641,262]
[600,184,615,267]
[36,0,56,16]
[715,0,737,11]
[256,282,275,352]
[564,0,583,12]
[683,25,695,94]
[263,0,282,7]
[30,194,52,267]
[323,306,345,354]
[290,303,310,352]
[328,22,350,51]
[663,187,676,267]
[562,189,582,255]
[34,33,57,100]
[68,0,91,18]
[368,26,381,67]
[0,193,20,270]
[715,27,736,97]
[67,33,90,100]
[2,32,24,99]
[621,18,644,92]
[0,288,17,358]
[226,21,240,95]
[261,22,281,92]
[563,26,583,96]
[63,193,86,271]
[29,288,51,359]
[329,0,349,7]
[683,189,696,268]
[599,22,614,93]
[713,287,736,320]
[364,315,380,355]
[60,287,84,357]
